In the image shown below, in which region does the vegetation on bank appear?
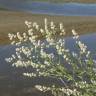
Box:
[6,18,96,96]
[0,7,8,10]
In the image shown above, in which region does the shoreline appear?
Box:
[0,10,96,44]
[29,0,96,3]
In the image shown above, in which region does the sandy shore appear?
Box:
[0,10,96,44]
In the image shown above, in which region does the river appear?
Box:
[0,0,96,16]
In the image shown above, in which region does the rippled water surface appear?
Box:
[0,0,96,16]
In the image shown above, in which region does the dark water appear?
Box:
[0,0,96,16]
[0,33,96,95]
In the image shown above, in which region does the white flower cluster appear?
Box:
[6,18,96,96]
[35,85,80,96]
[72,29,91,59]
[6,18,67,76]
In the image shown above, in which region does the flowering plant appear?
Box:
[6,18,96,96]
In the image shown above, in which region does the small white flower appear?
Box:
[12,54,16,59]
[44,61,50,66]
[63,55,67,59]
[44,18,48,31]
[72,52,77,57]
[35,24,39,30]
[11,41,15,45]
[33,22,37,27]
[40,28,44,33]
[72,29,77,36]
[59,23,63,30]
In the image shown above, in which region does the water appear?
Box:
[0,33,96,95]
[0,0,96,16]
[1,33,96,75]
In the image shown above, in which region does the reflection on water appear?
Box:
[0,0,96,16]
[0,33,96,95]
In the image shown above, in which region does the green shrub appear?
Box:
[6,18,96,96]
